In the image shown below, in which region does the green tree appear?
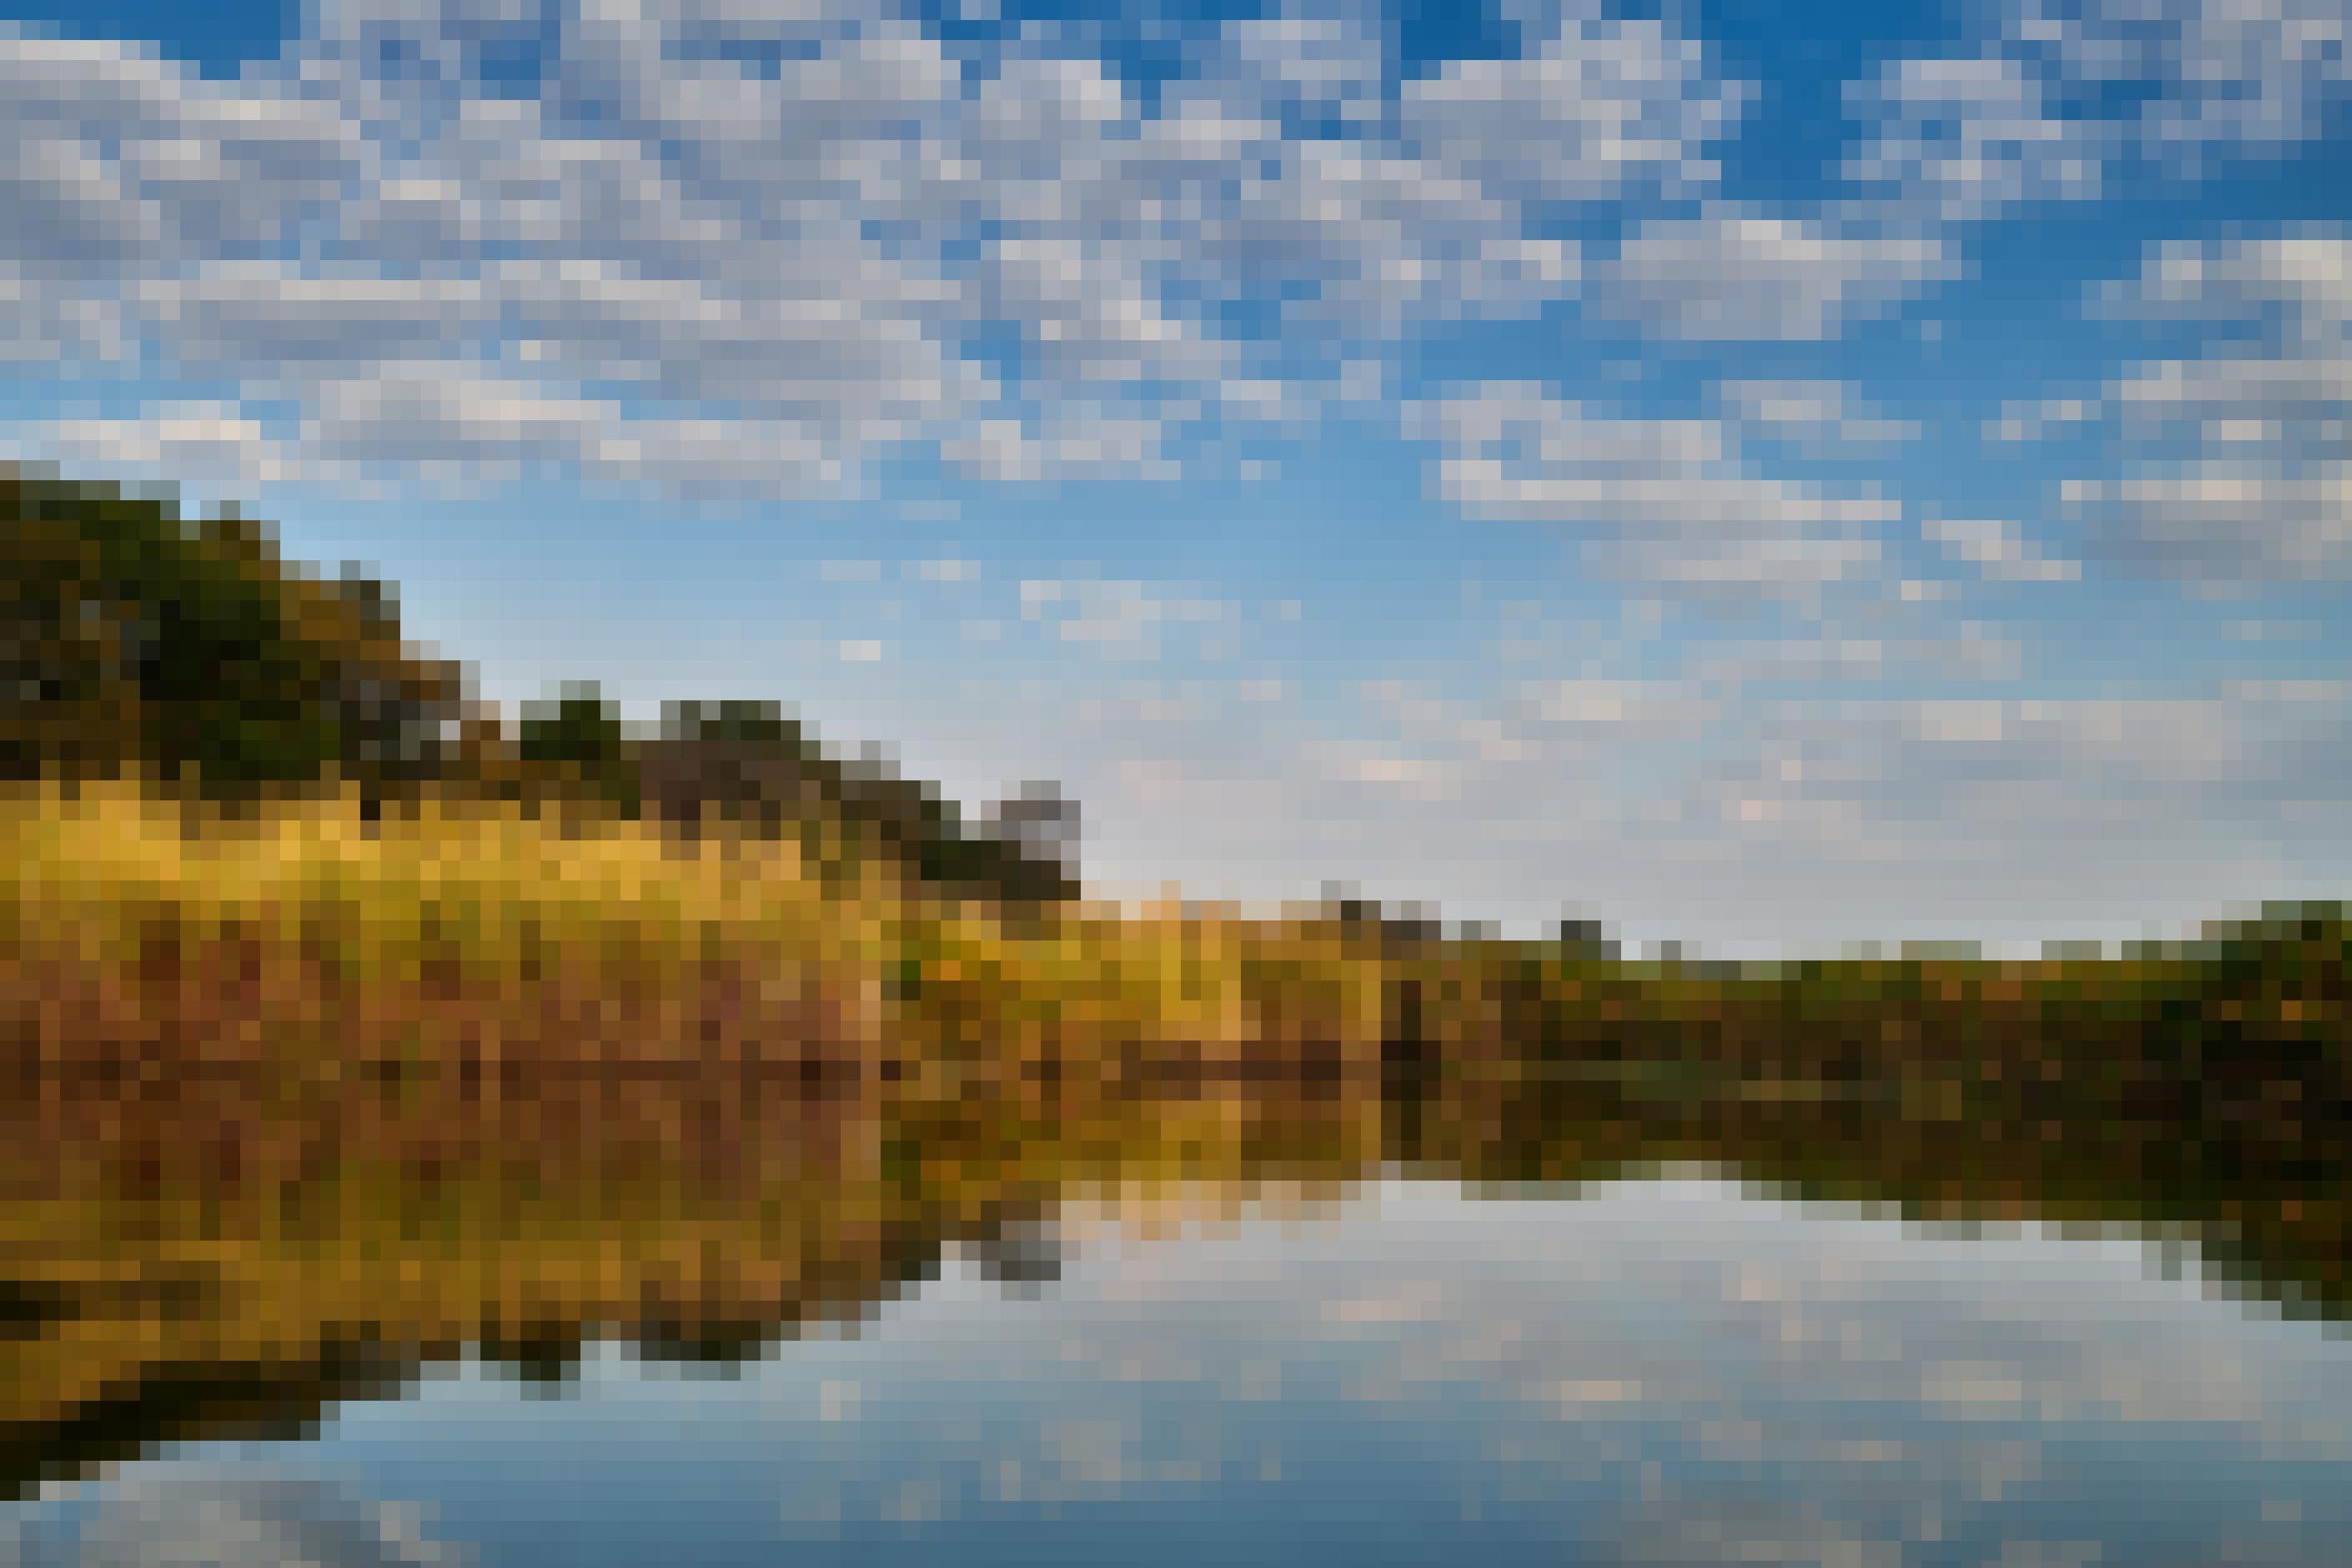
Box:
[517,682,639,815]
[1,468,463,797]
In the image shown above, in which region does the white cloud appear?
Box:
[2034,231,2352,579]
[1400,4,1740,209]
[0,2,989,496]
[1518,678,1720,731]
[1407,382,1895,599]
[1691,689,2346,844]
[1846,0,2350,239]
[1983,396,2100,445]
[909,555,978,584]
[1920,516,2081,582]
[0,0,1760,499]
[0,34,360,273]
[2014,0,2350,170]
[2,0,2338,510]
[1713,379,1921,455]
[938,413,1186,486]
[1843,53,2109,223]
[1015,576,1234,660]
[15,402,292,485]
[1595,214,1951,342]
[1678,623,2027,688]
[2098,229,2352,329]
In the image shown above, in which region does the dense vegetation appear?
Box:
[1,464,1077,904]
[2,471,462,794]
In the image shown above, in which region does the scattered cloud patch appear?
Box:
[1407,382,1895,600]
[1921,516,2081,582]
[2033,230,2352,579]
[1595,215,1952,343]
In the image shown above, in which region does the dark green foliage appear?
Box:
[1,467,464,798]
[640,699,821,834]
[1556,920,1616,960]
[519,684,640,816]
[639,700,1079,905]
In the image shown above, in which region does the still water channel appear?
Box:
[8,1173,2350,1566]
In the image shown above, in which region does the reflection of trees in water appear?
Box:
[1397,1065,2351,1326]
[4,1042,2346,1502]
[2,1341,419,1508]
[967,1219,1070,1293]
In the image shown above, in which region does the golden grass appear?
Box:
[0,780,1411,1134]
[2,776,870,971]
[2,777,2338,1113]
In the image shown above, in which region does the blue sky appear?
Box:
[2,0,2348,950]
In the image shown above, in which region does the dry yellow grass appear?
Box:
[1,776,873,970]
[0,779,1396,1108]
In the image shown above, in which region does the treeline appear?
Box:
[0,464,1076,904]
[490,685,1081,904]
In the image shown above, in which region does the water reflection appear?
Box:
[7,1037,2350,1566]
[5,1466,464,1568]
[8,1176,2352,1568]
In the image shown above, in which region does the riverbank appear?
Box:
[6,776,2347,1491]
[8,776,2345,1167]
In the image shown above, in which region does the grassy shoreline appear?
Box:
[10,777,2346,1118]
[6,780,2346,1462]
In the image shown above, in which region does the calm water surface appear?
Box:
[9,1176,2350,1567]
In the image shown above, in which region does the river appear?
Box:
[7,1171,2348,1566]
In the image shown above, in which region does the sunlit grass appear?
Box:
[0,776,881,971]
[1,776,2338,1098]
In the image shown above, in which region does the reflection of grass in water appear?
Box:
[4,1066,2347,1499]
[1,1153,881,1484]
[0,1073,1385,1484]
